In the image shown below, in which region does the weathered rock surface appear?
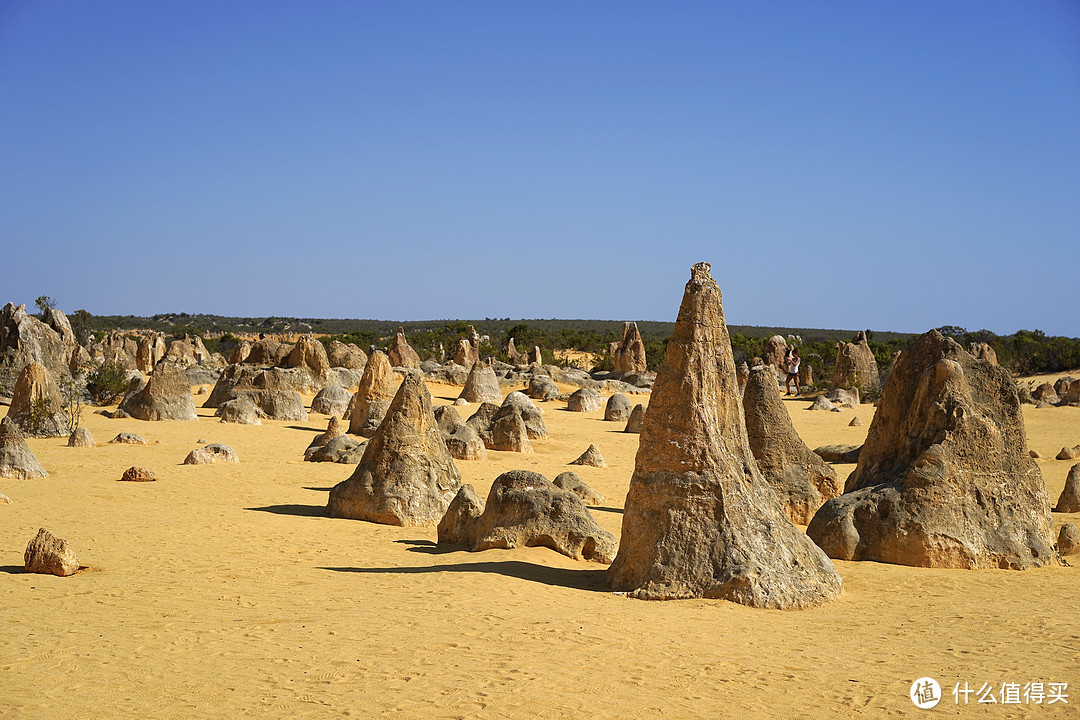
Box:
[120,466,156,482]
[67,427,94,447]
[613,322,647,375]
[437,470,617,563]
[762,335,788,372]
[499,392,548,440]
[305,434,367,463]
[736,362,750,395]
[624,404,645,433]
[831,331,880,392]
[807,330,1053,569]
[218,397,262,425]
[327,341,367,370]
[848,417,864,427]
[458,359,503,405]
[311,384,352,417]
[348,351,397,437]
[566,387,602,412]
[808,396,836,411]
[552,471,605,505]
[283,334,331,378]
[387,328,421,369]
[452,326,480,368]
[488,405,533,453]
[607,262,843,607]
[246,338,292,366]
[184,443,239,465]
[110,432,148,446]
[328,373,461,525]
[825,387,859,408]
[118,360,198,421]
[1056,463,1080,513]
[7,361,70,437]
[0,302,72,390]
[569,444,606,467]
[24,528,79,576]
[0,416,48,479]
[744,365,842,524]
[526,375,561,401]
[813,444,862,463]
[970,342,998,365]
[1059,523,1079,556]
[604,393,632,422]
[1057,445,1080,461]
[434,406,487,461]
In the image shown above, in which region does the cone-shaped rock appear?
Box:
[607,262,843,607]
[499,392,548,440]
[387,327,421,369]
[1056,463,1080,513]
[67,427,95,447]
[118,360,198,421]
[8,361,70,437]
[438,471,617,563]
[743,365,842,524]
[570,444,606,468]
[284,334,331,377]
[328,372,462,526]
[831,331,880,391]
[0,416,48,479]
[807,330,1053,569]
[489,405,533,453]
[613,322,647,374]
[624,404,645,433]
[348,351,397,437]
[458,358,503,405]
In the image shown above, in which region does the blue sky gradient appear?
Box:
[2,1,1078,335]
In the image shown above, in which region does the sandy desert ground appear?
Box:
[2,374,1078,719]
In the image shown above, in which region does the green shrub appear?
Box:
[86,361,130,405]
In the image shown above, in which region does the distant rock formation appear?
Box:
[327,340,367,370]
[452,326,480,368]
[184,443,238,465]
[433,405,487,461]
[458,358,503,405]
[808,330,1053,569]
[347,351,397,437]
[762,335,788,372]
[387,327,421,369]
[283,334,331,379]
[607,262,843,607]
[969,342,998,365]
[437,471,617,563]
[831,331,880,391]
[613,322,647,375]
[0,302,71,390]
[118,360,198,421]
[328,373,461,526]
[743,365,841,524]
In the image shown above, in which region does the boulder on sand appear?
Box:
[328,373,462,526]
[1058,523,1079,556]
[458,358,503,405]
[218,397,262,425]
[566,387,602,412]
[569,444,606,468]
[499,392,548,439]
[24,527,79,576]
[604,393,632,422]
[607,262,843,607]
[526,375,561,401]
[347,351,397,437]
[437,470,617,563]
[311,384,352,417]
[67,427,94,447]
[433,406,487,461]
[1057,445,1080,461]
[624,404,645,433]
[552,471,605,505]
[1056,463,1080,513]
[120,466,156,482]
[7,361,70,437]
[743,365,842,524]
[184,443,239,465]
[118,360,198,421]
[488,405,533,453]
[0,416,48,479]
[807,330,1054,569]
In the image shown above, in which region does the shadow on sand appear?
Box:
[0,565,25,574]
[246,504,327,518]
[588,506,623,515]
[286,425,323,433]
[320,559,610,592]
[302,486,336,493]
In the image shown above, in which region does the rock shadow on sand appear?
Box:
[246,504,327,518]
[320,560,608,592]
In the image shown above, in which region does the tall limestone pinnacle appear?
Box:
[606,262,843,608]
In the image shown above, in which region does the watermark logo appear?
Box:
[911,677,942,709]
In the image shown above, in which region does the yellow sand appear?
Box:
[2,378,1078,719]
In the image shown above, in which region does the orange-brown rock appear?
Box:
[328,373,461,526]
[24,528,79,576]
[807,330,1053,569]
[607,262,843,607]
[8,361,70,437]
[613,322,647,375]
[969,342,998,365]
[743,365,842,524]
[120,466,156,482]
[1057,463,1080,513]
[387,328,421,369]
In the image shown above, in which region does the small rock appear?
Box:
[569,444,606,468]
[120,466,156,482]
[67,427,95,447]
[197,438,209,444]
[1030,449,1041,459]
[1056,445,1080,461]
[24,527,79,576]
[813,444,862,463]
[808,396,835,411]
[184,444,239,465]
[1058,523,1079,556]
[0,493,11,504]
[604,393,633,422]
[848,417,864,427]
[111,432,148,445]
[552,471,605,505]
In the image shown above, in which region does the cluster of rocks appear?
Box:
[465,392,548,454]
[1027,376,1080,408]
[204,366,309,422]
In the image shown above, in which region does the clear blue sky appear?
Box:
[2,1,1078,336]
